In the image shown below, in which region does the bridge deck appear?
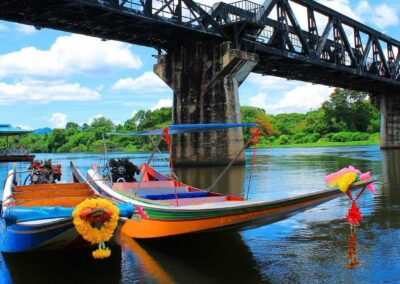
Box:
[1,0,400,94]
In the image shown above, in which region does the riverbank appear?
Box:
[263,140,380,148]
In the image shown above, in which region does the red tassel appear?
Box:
[346,201,363,226]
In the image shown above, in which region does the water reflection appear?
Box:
[1,248,122,284]
[347,231,359,269]
[0,147,400,283]
[121,233,263,284]
[119,234,174,284]
[174,166,245,196]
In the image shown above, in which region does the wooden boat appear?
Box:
[76,124,375,239]
[1,162,134,253]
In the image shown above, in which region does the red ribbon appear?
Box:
[162,127,178,206]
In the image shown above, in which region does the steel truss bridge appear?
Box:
[1,0,400,94]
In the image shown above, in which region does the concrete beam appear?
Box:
[155,41,259,166]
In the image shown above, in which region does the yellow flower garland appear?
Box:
[73,198,119,259]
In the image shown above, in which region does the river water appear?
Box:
[0,146,399,283]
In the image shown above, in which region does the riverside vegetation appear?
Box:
[1,89,380,153]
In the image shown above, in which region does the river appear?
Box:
[0,145,398,283]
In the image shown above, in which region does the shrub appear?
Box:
[278,135,291,145]
[326,132,370,142]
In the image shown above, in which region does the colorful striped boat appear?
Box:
[1,163,134,253]
[82,163,373,239]
[77,124,374,239]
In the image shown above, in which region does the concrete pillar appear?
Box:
[155,41,259,166]
[376,94,400,149]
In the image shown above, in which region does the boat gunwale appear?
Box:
[86,166,374,215]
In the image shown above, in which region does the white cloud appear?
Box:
[0,34,142,78]
[112,72,170,93]
[49,113,67,128]
[248,84,333,114]
[88,114,104,125]
[15,24,37,35]
[0,80,100,105]
[357,2,399,29]
[318,0,361,21]
[131,110,138,118]
[246,74,301,91]
[151,99,172,111]
[17,125,33,130]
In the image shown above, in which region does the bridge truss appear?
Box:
[1,0,400,94]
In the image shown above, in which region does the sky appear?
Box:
[0,0,399,129]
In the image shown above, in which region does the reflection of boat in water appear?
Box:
[119,234,175,284]
[76,124,374,239]
[1,161,134,253]
[2,247,122,284]
[120,232,263,284]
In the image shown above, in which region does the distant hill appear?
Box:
[34,127,52,135]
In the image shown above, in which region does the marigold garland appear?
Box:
[72,198,119,259]
[92,243,112,259]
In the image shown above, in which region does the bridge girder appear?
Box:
[0,0,400,94]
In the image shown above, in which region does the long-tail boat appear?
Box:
[1,161,134,253]
[76,124,374,239]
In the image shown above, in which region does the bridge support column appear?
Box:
[375,94,400,149]
[155,41,259,166]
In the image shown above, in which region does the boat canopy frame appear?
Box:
[102,123,259,206]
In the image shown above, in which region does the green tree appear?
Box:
[66,122,79,131]
[90,117,114,132]
[322,88,378,132]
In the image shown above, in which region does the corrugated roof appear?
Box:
[0,124,33,136]
[106,123,258,136]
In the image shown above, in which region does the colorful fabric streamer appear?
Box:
[325,166,375,193]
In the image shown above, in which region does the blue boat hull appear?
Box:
[0,218,84,253]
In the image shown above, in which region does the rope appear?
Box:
[206,129,258,192]
[102,133,113,183]
[161,128,179,207]
[134,135,163,196]
[246,128,259,201]
[148,135,180,181]
[346,185,367,201]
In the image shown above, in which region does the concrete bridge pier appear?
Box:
[374,94,400,149]
[154,41,259,166]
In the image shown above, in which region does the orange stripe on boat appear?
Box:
[121,195,333,238]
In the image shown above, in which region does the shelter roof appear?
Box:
[0,124,33,136]
[106,123,257,136]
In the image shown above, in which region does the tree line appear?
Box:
[0,89,380,153]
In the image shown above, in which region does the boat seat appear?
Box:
[160,196,227,206]
[13,188,94,199]
[139,191,208,200]
[14,183,89,192]
[113,181,176,190]
[119,186,189,195]
[16,197,91,207]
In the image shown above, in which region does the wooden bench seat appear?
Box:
[119,186,189,196]
[14,183,90,192]
[13,188,95,199]
[16,197,91,207]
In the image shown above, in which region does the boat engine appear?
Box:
[107,158,140,183]
[30,160,62,184]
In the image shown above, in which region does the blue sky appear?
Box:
[0,0,399,129]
